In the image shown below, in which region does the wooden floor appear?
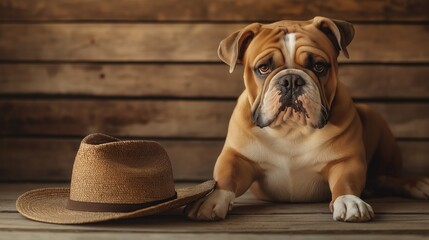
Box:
[1,183,429,240]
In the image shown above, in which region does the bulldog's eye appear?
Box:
[313,62,328,73]
[257,64,271,75]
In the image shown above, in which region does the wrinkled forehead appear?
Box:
[245,21,337,63]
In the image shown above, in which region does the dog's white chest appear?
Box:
[240,136,331,202]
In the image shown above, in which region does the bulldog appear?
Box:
[186,16,429,222]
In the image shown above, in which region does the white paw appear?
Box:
[405,177,429,199]
[185,189,235,221]
[332,195,374,222]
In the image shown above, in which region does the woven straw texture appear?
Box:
[16,133,215,224]
[70,133,176,203]
[16,181,215,224]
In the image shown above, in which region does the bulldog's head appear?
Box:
[218,16,354,129]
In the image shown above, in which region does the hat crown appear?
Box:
[69,133,175,205]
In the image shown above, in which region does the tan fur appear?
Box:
[186,16,428,222]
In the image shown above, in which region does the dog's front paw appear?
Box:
[185,189,235,221]
[331,195,374,222]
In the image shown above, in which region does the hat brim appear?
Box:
[16,180,215,224]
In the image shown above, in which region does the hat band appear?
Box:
[66,192,177,213]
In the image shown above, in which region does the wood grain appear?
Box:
[0,100,427,138]
[0,24,428,62]
[0,138,221,181]
[0,138,427,181]
[2,182,429,215]
[1,64,428,99]
[0,63,244,98]
[232,197,429,215]
[2,183,429,214]
[1,183,429,238]
[0,0,428,22]
[339,65,429,99]
[1,212,429,233]
[0,99,233,138]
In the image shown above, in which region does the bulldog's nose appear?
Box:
[279,74,305,90]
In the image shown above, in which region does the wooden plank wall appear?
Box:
[0,0,428,181]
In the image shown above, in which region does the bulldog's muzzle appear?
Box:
[278,73,306,109]
[252,69,329,129]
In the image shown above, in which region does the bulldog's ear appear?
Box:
[218,23,261,73]
[312,16,355,58]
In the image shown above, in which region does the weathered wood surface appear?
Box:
[1,183,429,239]
[2,183,429,214]
[1,0,428,22]
[2,211,429,233]
[1,183,429,236]
[1,64,428,99]
[0,139,427,181]
[1,24,428,63]
[0,100,427,138]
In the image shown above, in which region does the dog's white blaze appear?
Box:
[284,33,296,68]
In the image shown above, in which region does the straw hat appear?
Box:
[16,133,215,224]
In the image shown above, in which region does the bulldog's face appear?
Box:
[218,17,354,129]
